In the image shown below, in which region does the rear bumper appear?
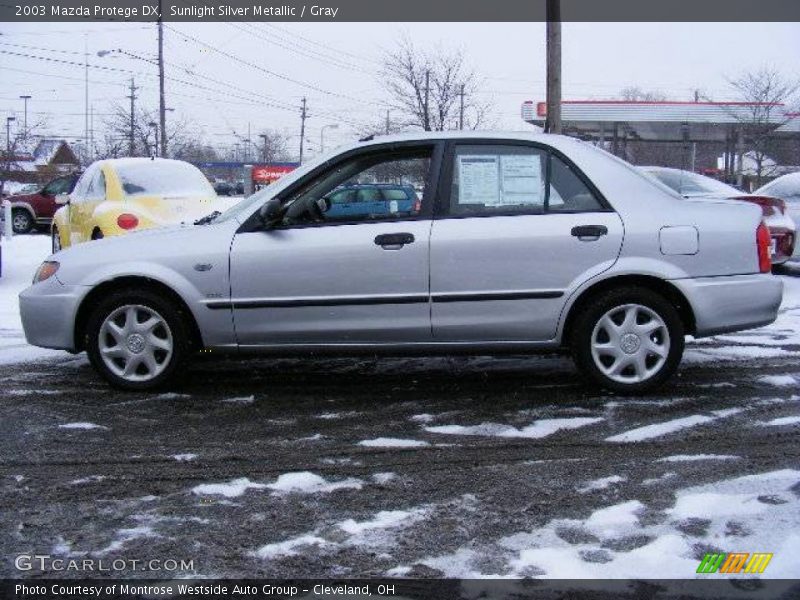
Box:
[671,273,783,338]
[19,277,86,351]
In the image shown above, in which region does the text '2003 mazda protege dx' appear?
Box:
[20,132,783,392]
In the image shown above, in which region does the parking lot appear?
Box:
[1,265,799,579]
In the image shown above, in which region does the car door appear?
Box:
[429,141,624,342]
[228,143,442,347]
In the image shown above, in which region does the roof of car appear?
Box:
[358,130,556,145]
[94,157,192,169]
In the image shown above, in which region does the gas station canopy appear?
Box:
[521,100,799,142]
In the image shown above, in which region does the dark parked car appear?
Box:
[325,183,421,219]
[7,173,80,234]
[213,180,235,196]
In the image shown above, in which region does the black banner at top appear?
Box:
[2,0,800,22]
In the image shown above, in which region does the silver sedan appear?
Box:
[20,132,783,392]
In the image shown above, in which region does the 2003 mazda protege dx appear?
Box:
[20,132,783,392]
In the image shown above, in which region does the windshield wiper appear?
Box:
[194,211,221,225]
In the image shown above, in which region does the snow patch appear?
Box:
[658,454,739,462]
[251,534,328,559]
[761,416,800,427]
[267,472,362,494]
[605,415,714,443]
[192,477,266,497]
[172,453,197,462]
[339,508,428,535]
[577,475,626,493]
[220,395,255,404]
[358,437,430,448]
[426,417,603,439]
[758,374,798,387]
[58,422,108,431]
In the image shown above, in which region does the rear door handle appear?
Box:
[571,225,608,239]
[375,232,415,248]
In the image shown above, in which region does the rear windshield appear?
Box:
[643,168,739,196]
[116,161,214,198]
[382,188,411,200]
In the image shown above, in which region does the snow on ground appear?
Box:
[605,415,715,443]
[220,395,255,404]
[58,422,108,430]
[0,235,62,365]
[251,534,328,559]
[172,453,198,461]
[266,472,363,494]
[760,416,800,427]
[357,437,430,448]
[192,477,267,498]
[757,374,799,387]
[576,475,626,493]
[338,508,428,535]
[657,454,739,462]
[425,417,604,440]
[421,469,800,579]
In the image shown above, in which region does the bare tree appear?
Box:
[255,129,290,163]
[381,38,491,132]
[1,117,48,196]
[619,87,668,102]
[100,104,197,160]
[726,67,800,186]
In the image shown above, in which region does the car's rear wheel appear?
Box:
[570,287,684,393]
[12,209,34,234]
[51,226,62,253]
[85,289,190,390]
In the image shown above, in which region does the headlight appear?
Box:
[33,261,59,284]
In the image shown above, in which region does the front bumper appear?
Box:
[19,276,87,351]
[671,273,783,338]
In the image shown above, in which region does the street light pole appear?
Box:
[6,117,15,155]
[259,134,268,162]
[320,123,339,153]
[19,95,31,136]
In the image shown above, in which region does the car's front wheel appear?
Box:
[85,289,190,390]
[570,287,684,394]
[12,209,34,234]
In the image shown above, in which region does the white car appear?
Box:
[20,132,782,392]
[756,172,800,258]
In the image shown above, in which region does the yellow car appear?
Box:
[52,158,232,252]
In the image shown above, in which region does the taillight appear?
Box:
[117,213,139,230]
[756,222,771,273]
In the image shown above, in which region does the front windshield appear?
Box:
[117,161,214,198]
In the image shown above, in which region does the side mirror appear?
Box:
[55,194,70,206]
[258,198,282,228]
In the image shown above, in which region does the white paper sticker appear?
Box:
[500,154,542,205]
[458,155,500,205]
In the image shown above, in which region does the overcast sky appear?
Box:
[1,21,798,159]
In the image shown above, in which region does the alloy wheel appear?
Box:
[590,303,670,384]
[98,304,174,382]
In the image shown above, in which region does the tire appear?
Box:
[570,286,684,394]
[11,209,34,234]
[51,226,62,253]
[84,288,191,391]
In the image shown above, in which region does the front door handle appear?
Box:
[571,225,608,240]
[375,232,415,248]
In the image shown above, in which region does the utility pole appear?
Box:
[157,0,167,158]
[385,109,390,134]
[423,69,430,131]
[19,95,31,137]
[458,84,465,130]
[126,78,137,157]
[299,97,307,163]
[545,0,562,134]
[84,34,90,162]
[259,133,268,162]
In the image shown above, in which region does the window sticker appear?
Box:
[457,153,543,207]
[500,154,543,205]
[458,155,500,205]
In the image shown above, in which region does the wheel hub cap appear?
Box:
[126,333,146,354]
[620,333,641,354]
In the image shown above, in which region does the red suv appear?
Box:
[8,173,80,234]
